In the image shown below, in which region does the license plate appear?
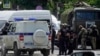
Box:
[24,42,33,45]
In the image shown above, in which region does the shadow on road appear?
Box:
[2,53,43,56]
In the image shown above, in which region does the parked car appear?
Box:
[71,50,100,56]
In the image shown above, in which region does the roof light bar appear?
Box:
[29,18,36,21]
[14,17,36,21]
[14,18,23,21]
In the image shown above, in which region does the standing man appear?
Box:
[51,25,56,54]
[57,23,68,55]
[66,25,74,55]
[89,25,99,49]
[78,25,87,49]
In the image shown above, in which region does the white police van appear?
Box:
[1,10,51,56]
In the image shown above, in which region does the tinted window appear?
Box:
[76,11,95,20]
[75,10,100,20]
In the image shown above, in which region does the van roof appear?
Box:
[0,10,15,21]
[9,10,51,22]
[74,7,100,11]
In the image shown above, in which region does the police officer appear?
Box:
[89,25,99,49]
[78,25,87,49]
[51,25,56,54]
[57,23,68,55]
[66,25,74,55]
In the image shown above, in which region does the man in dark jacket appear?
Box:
[51,26,56,54]
[66,26,74,55]
[57,23,69,55]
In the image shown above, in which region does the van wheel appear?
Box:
[1,47,7,56]
[13,43,20,56]
[41,49,50,56]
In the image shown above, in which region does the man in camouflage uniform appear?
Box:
[89,25,99,49]
[78,25,87,49]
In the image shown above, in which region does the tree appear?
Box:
[95,0,100,7]
[10,0,48,9]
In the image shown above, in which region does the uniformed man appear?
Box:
[66,25,74,55]
[57,23,68,55]
[89,25,99,49]
[51,25,56,54]
[78,25,87,49]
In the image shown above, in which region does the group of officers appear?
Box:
[51,23,77,55]
[51,23,99,55]
[78,24,99,49]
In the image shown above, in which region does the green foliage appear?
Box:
[17,0,36,9]
[3,0,100,10]
[47,0,55,11]
[10,0,48,9]
[85,0,96,7]
[95,0,100,7]
[85,0,100,7]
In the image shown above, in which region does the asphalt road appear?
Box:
[0,50,61,56]
[0,51,44,56]
[0,50,58,56]
[0,44,92,56]
[0,49,60,56]
[0,45,92,56]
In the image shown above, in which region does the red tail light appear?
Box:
[19,35,24,41]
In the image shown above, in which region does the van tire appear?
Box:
[13,43,20,56]
[1,47,7,56]
[41,49,50,56]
